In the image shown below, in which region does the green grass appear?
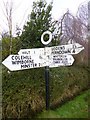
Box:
[37,89,89,118]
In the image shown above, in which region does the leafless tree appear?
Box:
[54,6,88,64]
[54,11,80,44]
[53,11,70,45]
[77,1,88,27]
[76,1,88,40]
[2,0,13,54]
[76,1,89,64]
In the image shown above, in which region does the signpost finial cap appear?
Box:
[41,31,52,45]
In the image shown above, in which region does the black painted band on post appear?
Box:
[45,66,50,110]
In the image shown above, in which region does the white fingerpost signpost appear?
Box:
[2,31,84,110]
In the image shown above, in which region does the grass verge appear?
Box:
[37,89,90,118]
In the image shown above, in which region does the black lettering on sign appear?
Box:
[11,55,35,69]
[51,46,66,55]
[12,61,21,65]
[11,56,14,60]
[67,49,71,53]
[12,61,16,64]
[22,51,27,54]
[53,55,69,65]
[21,63,38,69]
[22,51,31,54]
[15,56,20,60]
[35,63,37,67]
[12,59,34,65]
[21,64,31,69]
[39,63,40,67]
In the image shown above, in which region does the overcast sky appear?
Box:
[0,0,88,37]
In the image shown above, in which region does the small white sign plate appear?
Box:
[18,43,84,56]
[51,43,84,55]
[49,54,74,68]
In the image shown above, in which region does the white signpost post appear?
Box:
[2,31,84,110]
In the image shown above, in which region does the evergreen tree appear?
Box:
[20,0,55,48]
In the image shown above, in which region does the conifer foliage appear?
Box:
[20,0,54,48]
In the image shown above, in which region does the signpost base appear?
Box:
[45,66,50,110]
